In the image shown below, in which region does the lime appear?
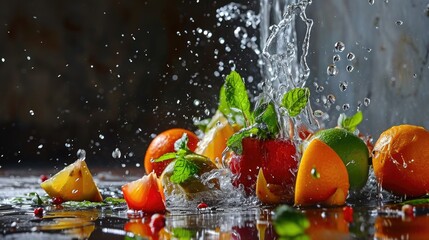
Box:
[312,128,369,191]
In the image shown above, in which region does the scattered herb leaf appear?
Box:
[282,88,310,117]
[338,111,363,132]
[224,71,253,125]
[401,197,429,205]
[153,134,200,184]
[170,158,199,184]
[172,228,196,240]
[273,205,310,238]
[254,102,279,136]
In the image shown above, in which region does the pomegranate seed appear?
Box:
[52,197,64,205]
[150,213,166,233]
[342,205,354,223]
[40,175,48,183]
[197,202,208,209]
[34,207,44,217]
[402,204,415,218]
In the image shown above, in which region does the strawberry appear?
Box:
[229,137,297,195]
[262,139,297,187]
[229,137,264,195]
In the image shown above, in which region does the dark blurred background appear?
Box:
[0,0,261,170]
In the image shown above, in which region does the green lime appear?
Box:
[312,128,369,191]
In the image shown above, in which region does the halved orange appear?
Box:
[294,139,349,206]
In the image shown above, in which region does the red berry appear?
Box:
[150,213,166,233]
[197,202,208,209]
[342,205,354,223]
[402,204,415,218]
[52,197,64,205]
[34,207,44,217]
[40,175,48,183]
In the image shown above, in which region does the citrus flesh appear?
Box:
[40,159,103,202]
[295,139,349,206]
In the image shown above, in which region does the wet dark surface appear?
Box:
[1,171,429,240]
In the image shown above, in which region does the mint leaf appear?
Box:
[218,86,231,117]
[254,103,279,136]
[273,205,310,238]
[282,88,310,117]
[170,158,199,184]
[338,111,363,132]
[153,152,177,162]
[224,71,253,125]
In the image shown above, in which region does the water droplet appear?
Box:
[395,20,403,26]
[99,134,104,140]
[327,64,338,76]
[334,41,345,52]
[413,73,417,78]
[72,189,79,194]
[369,0,375,5]
[316,85,324,93]
[112,148,121,159]
[343,104,350,111]
[228,60,236,70]
[339,81,348,91]
[346,65,354,72]
[37,144,43,149]
[77,149,86,160]
[327,94,336,104]
[313,110,324,118]
[347,52,355,61]
[364,97,371,106]
[333,54,341,62]
[1,58,5,62]
[193,99,201,106]
[311,167,320,179]
[29,110,34,116]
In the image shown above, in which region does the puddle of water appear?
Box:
[1,173,429,240]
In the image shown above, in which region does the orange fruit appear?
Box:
[373,124,429,197]
[144,128,199,176]
[40,159,103,202]
[295,139,349,206]
[256,168,293,204]
[122,172,166,213]
[195,111,235,166]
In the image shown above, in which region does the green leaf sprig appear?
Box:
[281,87,310,117]
[153,134,199,184]
[338,111,363,132]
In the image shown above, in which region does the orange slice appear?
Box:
[294,139,349,206]
[41,159,103,202]
[256,168,293,204]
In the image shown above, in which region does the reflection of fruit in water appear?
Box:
[312,128,369,191]
[160,154,218,199]
[375,214,429,240]
[195,111,235,166]
[122,172,166,213]
[40,159,103,202]
[295,139,349,206]
[144,128,199,176]
[373,124,429,197]
[124,217,170,240]
[305,208,349,239]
